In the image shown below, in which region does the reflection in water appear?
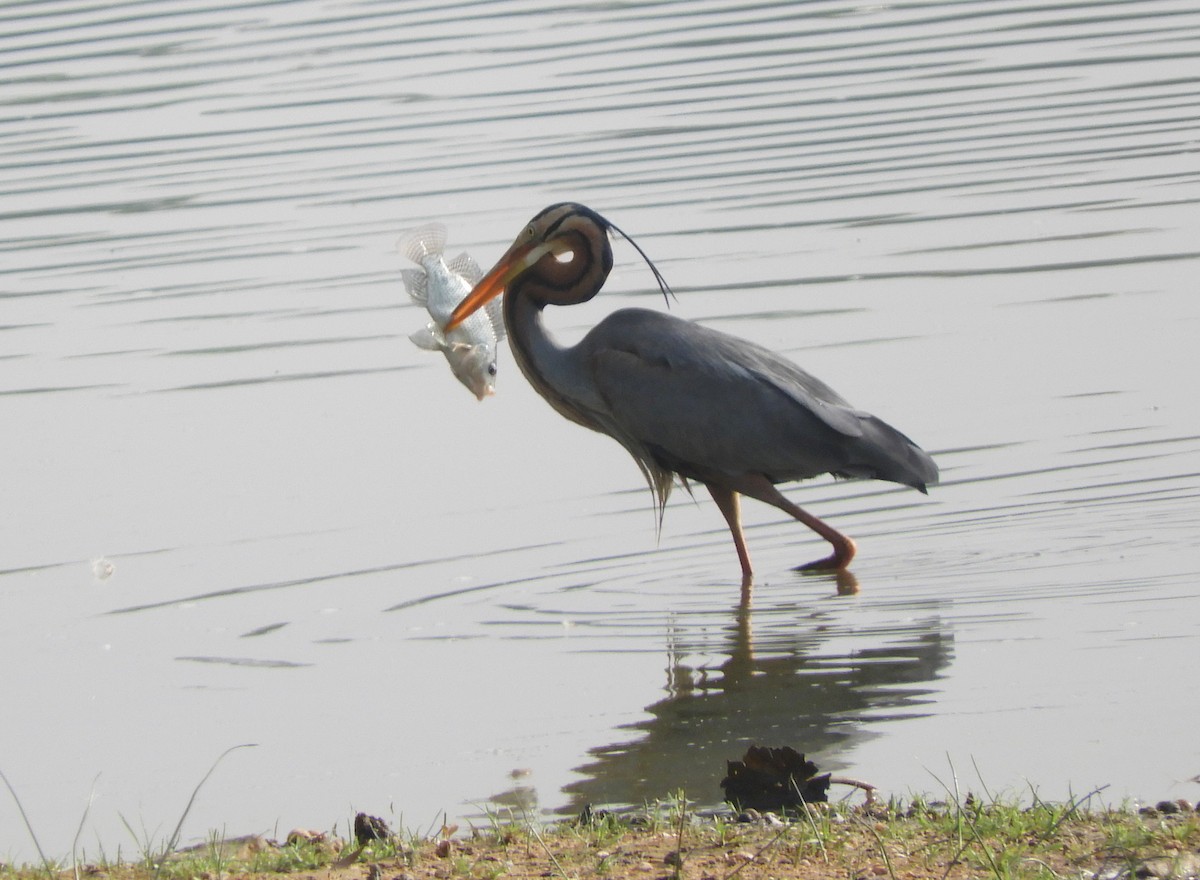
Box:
[560,581,952,811]
[490,771,539,817]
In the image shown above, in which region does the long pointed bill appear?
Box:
[445,239,558,331]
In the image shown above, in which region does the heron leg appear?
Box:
[731,474,857,571]
[705,483,754,587]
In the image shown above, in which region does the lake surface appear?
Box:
[3,0,1199,862]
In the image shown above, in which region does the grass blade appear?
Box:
[71,773,103,880]
[1,768,52,873]
[155,743,258,877]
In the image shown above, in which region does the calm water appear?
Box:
[3,0,1199,861]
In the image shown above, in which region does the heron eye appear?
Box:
[488,363,497,376]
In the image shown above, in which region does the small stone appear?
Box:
[286,828,325,845]
[1155,801,1180,814]
[664,851,683,867]
[871,865,889,875]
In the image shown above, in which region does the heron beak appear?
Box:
[445,239,558,331]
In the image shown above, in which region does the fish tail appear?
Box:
[397,222,448,264]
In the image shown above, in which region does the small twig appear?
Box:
[828,775,879,805]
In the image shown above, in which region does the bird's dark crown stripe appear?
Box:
[544,203,605,237]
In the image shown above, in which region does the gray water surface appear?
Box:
[2,0,1199,862]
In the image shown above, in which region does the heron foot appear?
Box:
[792,536,858,572]
[794,555,843,571]
[792,557,849,569]
[792,559,859,595]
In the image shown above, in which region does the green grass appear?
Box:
[3,784,1197,880]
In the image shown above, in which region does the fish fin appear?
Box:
[485,296,506,342]
[400,268,428,305]
[447,252,483,284]
[397,222,447,264]
[409,323,446,352]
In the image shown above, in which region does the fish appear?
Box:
[398,222,505,401]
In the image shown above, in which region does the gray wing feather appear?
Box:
[581,309,936,490]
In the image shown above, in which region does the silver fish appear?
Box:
[398,222,505,401]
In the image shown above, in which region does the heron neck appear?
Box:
[505,291,602,430]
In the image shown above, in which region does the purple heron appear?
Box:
[446,203,937,584]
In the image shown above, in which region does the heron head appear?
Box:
[445,203,671,330]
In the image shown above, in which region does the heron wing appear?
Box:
[581,309,935,489]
